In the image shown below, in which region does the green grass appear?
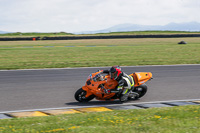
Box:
[0,38,200,69]
[0,105,199,133]
[0,38,200,70]
[0,32,73,37]
[96,30,200,35]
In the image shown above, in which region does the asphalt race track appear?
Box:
[0,65,200,112]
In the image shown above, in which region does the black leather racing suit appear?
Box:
[101,70,134,96]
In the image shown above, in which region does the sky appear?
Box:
[0,0,200,33]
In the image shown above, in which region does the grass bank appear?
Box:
[0,105,199,133]
[0,38,200,70]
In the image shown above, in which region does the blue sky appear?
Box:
[0,0,200,33]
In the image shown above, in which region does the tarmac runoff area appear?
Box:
[0,99,199,119]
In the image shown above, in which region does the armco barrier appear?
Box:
[0,34,200,41]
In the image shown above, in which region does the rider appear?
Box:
[101,66,135,102]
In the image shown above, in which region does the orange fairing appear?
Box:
[104,75,118,90]
[130,72,152,87]
[82,71,152,100]
[82,71,118,99]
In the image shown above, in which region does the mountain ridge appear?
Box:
[79,21,200,34]
[1,22,200,34]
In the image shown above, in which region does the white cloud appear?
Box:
[0,0,200,32]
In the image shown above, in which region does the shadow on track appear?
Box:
[66,101,121,107]
[65,99,140,107]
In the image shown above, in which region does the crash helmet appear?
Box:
[110,66,122,80]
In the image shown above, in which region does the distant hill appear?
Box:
[0,31,6,34]
[0,31,10,34]
[78,22,200,34]
[2,22,200,34]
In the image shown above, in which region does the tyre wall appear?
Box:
[0,34,200,41]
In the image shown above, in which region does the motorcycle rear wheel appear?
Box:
[134,84,147,99]
[74,88,95,102]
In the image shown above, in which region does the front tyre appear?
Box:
[74,88,95,102]
[134,84,148,99]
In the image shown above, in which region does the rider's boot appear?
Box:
[120,88,130,102]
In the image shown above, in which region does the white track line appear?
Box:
[1,98,199,114]
[0,64,200,71]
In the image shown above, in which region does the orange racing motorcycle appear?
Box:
[75,71,153,102]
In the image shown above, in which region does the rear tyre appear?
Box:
[74,88,95,102]
[134,84,148,99]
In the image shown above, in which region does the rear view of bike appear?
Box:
[128,72,153,100]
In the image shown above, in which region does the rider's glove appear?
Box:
[117,86,123,91]
[104,89,111,94]
[97,70,103,73]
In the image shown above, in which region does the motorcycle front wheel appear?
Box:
[74,88,95,102]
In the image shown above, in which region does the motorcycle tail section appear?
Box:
[130,72,152,87]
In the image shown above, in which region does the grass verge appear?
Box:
[0,105,199,133]
[0,38,200,70]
